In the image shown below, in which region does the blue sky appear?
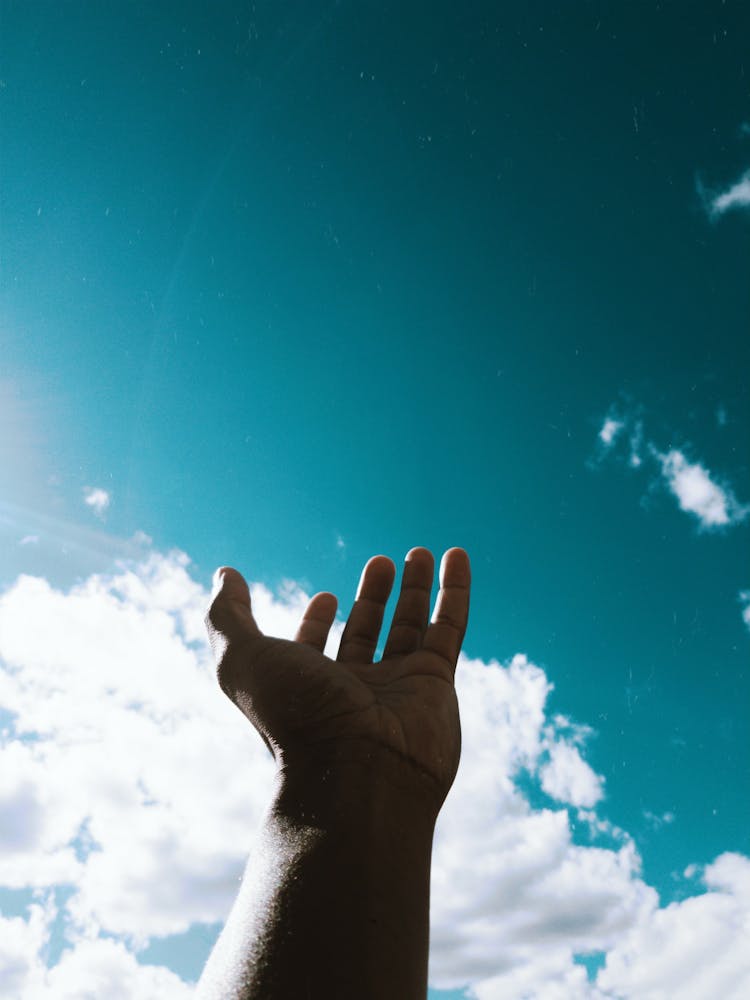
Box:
[1,2,749,996]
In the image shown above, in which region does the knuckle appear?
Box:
[391,618,423,634]
[435,613,465,633]
[345,633,375,648]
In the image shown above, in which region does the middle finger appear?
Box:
[337,555,396,663]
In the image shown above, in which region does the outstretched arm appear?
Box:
[195,546,471,1000]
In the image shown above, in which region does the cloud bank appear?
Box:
[1,549,748,998]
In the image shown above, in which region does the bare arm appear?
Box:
[196,547,471,1000]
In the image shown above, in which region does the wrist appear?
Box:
[271,736,444,836]
[201,744,438,999]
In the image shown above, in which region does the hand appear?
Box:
[205,547,470,810]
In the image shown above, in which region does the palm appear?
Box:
[206,547,470,802]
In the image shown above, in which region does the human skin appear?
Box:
[196,545,471,999]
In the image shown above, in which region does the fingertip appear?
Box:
[213,565,240,579]
[211,566,250,601]
[363,554,397,579]
[440,547,471,585]
[206,565,261,642]
[355,554,397,602]
[314,591,338,618]
[296,591,338,651]
[405,546,434,564]
[446,546,470,562]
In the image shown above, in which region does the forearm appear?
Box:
[196,746,439,1000]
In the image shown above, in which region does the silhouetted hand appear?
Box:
[205,547,470,809]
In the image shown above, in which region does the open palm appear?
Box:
[205,547,471,804]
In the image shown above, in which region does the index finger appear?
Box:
[422,548,471,672]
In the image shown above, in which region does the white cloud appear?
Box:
[467,952,608,999]
[739,591,750,632]
[598,418,623,447]
[591,408,643,470]
[83,487,110,518]
[656,449,748,530]
[540,740,604,809]
[429,653,649,993]
[0,897,54,998]
[0,552,335,944]
[707,168,750,219]
[18,535,39,546]
[592,405,748,531]
[0,901,193,999]
[627,420,644,468]
[643,809,675,830]
[597,853,750,999]
[1,550,748,997]
[0,552,347,957]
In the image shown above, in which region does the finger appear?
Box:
[382,547,434,659]
[204,566,263,657]
[294,592,338,652]
[422,548,471,673]
[337,555,396,663]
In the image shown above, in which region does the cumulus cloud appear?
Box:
[0,551,333,942]
[429,653,647,993]
[1,550,748,997]
[598,853,750,999]
[0,900,193,999]
[0,550,346,992]
[83,487,111,518]
[539,740,604,809]
[655,449,749,530]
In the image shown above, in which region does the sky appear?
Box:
[1,1,749,996]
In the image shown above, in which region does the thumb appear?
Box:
[205,566,263,647]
